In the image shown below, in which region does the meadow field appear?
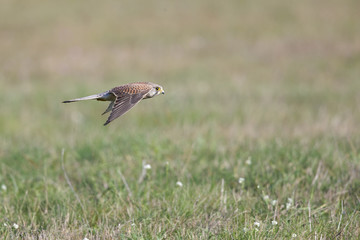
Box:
[0,0,359,239]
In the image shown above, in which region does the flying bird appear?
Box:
[63,82,165,125]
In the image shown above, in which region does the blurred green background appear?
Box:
[0,0,359,238]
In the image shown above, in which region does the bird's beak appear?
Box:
[161,90,165,94]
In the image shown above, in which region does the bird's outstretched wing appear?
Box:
[104,84,152,125]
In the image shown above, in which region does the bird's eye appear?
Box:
[155,87,160,91]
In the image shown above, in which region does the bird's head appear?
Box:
[149,83,165,97]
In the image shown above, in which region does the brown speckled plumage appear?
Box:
[63,82,165,126]
[110,82,152,96]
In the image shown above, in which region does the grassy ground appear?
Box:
[0,0,359,239]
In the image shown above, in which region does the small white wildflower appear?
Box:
[83,238,89,240]
[131,223,136,226]
[143,164,151,169]
[286,198,293,209]
[263,195,270,201]
[176,181,183,187]
[3,223,7,227]
[243,227,248,232]
[238,177,245,184]
[292,233,297,238]
[255,228,259,232]
[271,220,278,225]
[271,200,278,206]
[245,157,252,165]
[257,185,260,189]
[1,184,6,191]
[286,202,292,210]
[13,223,18,229]
[254,221,260,227]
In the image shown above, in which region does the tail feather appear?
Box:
[63,91,113,103]
[62,94,101,103]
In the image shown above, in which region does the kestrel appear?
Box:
[63,82,165,125]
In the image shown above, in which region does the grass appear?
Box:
[0,0,359,239]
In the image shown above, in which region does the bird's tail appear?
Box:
[63,91,111,103]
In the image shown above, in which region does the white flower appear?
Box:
[286,198,293,209]
[243,227,248,232]
[245,157,252,165]
[254,221,260,227]
[292,233,297,238]
[143,164,151,169]
[176,181,183,187]
[257,185,260,189]
[271,220,278,225]
[238,177,245,184]
[271,200,278,206]
[263,195,270,201]
[83,238,89,240]
[3,223,7,227]
[1,184,6,191]
[13,223,18,229]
